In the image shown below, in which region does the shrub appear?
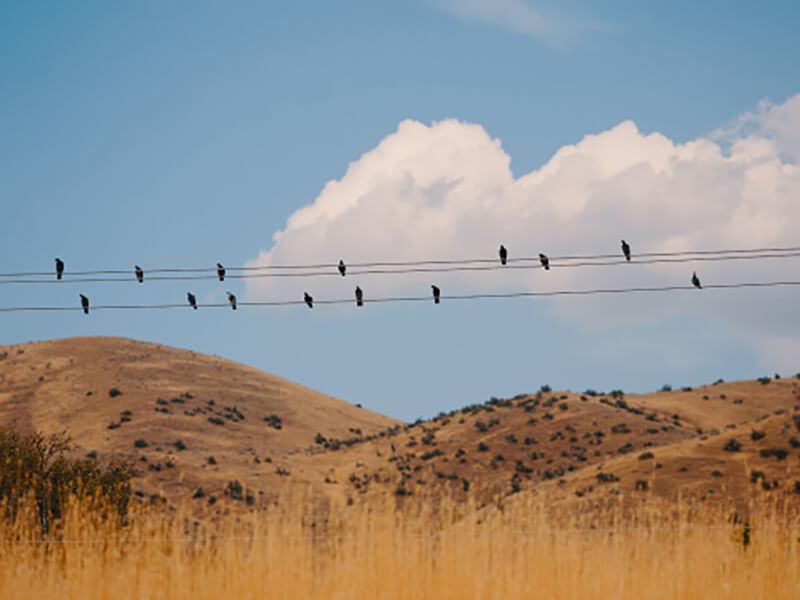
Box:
[264,415,282,429]
[108,388,122,398]
[635,480,648,491]
[540,384,552,393]
[711,470,723,477]
[638,452,654,460]
[0,427,132,532]
[757,376,771,385]
[133,439,148,448]
[723,439,742,452]
[759,448,789,460]
[208,417,225,426]
[174,440,187,451]
[477,442,489,452]
[751,430,766,441]
[596,472,619,483]
[660,384,672,392]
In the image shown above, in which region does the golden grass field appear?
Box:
[1,491,799,599]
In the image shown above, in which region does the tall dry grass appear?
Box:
[1,491,798,599]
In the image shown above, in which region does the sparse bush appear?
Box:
[477,442,489,452]
[759,448,789,460]
[133,439,148,448]
[174,440,186,451]
[751,430,766,441]
[711,470,723,477]
[108,388,122,398]
[264,415,282,430]
[723,439,742,452]
[635,480,648,491]
[596,472,619,483]
[540,384,551,393]
[208,417,225,426]
[0,427,132,532]
[638,452,654,460]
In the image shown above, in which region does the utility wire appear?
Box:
[3,244,800,278]
[2,251,800,285]
[0,280,797,313]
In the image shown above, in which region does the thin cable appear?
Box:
[0,280,797,312]
[4,244,800,278]
[2,251,800,285]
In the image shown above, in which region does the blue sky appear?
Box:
[2,1,799,421]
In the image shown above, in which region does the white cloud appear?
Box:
[431,0,608,48]
[246,94,800,371]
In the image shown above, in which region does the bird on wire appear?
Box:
[338,259,346,276]
[55,258,64,280]
[187,292,197,310]
[135,265,144,283]
[79,294,89,314]
[539,253,550,270]
[217,263,226,282]
[499,245,508,266]
[304,292,314,308]
[692,272,702,289]
[355,286,363,307]
[226,291,237,310]
[621,240,631,262]
[431,285,440,304]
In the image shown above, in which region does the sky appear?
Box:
[1,1,799,421]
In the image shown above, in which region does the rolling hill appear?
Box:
[1,337,799,514]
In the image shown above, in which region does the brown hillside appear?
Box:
[0,337,399,507]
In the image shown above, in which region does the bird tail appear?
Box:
[83,307,88,315]
[545,264,550,270]
[57,273,62,280]
[501,258,506,265]
[193,305,198,310]
[626,255,631,262]
[357,299,363,307]
[434,298,440,304]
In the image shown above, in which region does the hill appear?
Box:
[1,337,799,514]
[0,337,399,508]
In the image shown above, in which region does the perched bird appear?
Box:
[691,272,702,289]
[539,253,550,270]
[355,286,363,307]
[499,245,508,266]
[187,292,197,310]
[338,259,346,277]
[135,265,144,283]
[431,285,440,304]
[304,292,313,308]
[79,294,89,315]
[55,258,64,280]
[217,263,226,282]
[226,290,237,310]
[621,240,631,262]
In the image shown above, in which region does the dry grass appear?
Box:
[1,491,798,599]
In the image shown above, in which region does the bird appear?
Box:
[431,285,440,304]
[691,272,702,289]
[338,259,346,276]
[499,245,508,266]
[621,240,631,262]
[539,253,550,270]
[226,290,237,310]
[79,294,89,315]
[187,292,197,310]
[304,292,313,309]
[355,286,363,307]
[134,265,144,283]
[55,258,64,280]
[217,263,226,282]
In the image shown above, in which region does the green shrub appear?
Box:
[751,430,766,441]
[723,439,742,452]
[638,452,654,460]
[108,388,122,398]
[133,439,148,448]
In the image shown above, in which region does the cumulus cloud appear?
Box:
[246,95,800,370]
[430,0,609,48]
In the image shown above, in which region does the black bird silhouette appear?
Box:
[691,272,702,289]
[539,253,550,270]
[338,260,346,276]
[499,245,508,266]
[79,294,89,315]
[355,286,363,307]
[135,265,144,283]
[217,263,226,282]
[55,258,64,280]
[187,292,197,310]
[227,290,237,310]
[304,292,313,308]
[431,285,440,304]
[621,240,631,262]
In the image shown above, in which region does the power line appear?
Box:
[0,280,797,313]
[3,244,800,279]
[2,251,800,285]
